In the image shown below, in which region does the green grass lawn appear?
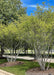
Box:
[0,59,54,75]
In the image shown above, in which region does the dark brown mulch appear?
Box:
[0,61,24,67]
[26,67,54,75]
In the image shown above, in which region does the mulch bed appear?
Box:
[0,61,24,67]
[26,67,54,75]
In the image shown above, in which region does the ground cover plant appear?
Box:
[0,59,54,75]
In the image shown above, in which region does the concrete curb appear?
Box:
[0,69,14,75]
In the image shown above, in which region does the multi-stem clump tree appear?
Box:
[19,11,54,70]
[0,0,26,58]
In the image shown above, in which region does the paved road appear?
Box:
[3,55,54,63]
[0,69,14,75]
[3,55,34,60]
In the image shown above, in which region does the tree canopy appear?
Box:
[0,0,26,25]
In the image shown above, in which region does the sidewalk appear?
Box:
[0,69,14,75]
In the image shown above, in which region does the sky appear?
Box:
[21,0,54,15]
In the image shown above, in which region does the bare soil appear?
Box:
[0,61,24,67]
[26,67,54,75]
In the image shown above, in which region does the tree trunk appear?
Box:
[15,49,16,56]
[0,44,4,57]
[34,49,37,60]
[24,50,26,54]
